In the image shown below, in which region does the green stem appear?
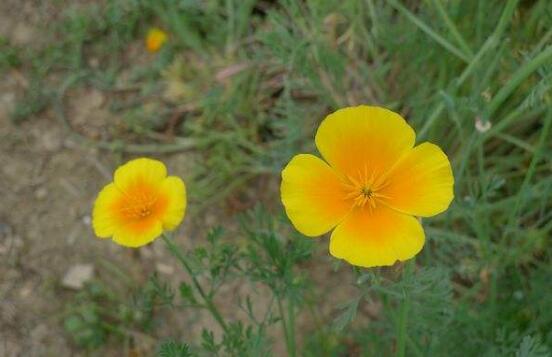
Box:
[277,297,293,356]
[396,259,415,357]
[287,298,297,357]
[162,234,228,333]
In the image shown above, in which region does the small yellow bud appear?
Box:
[146,28,168,53]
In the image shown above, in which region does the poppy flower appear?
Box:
[146,28,168,53]
[280,106,454,267]
[92,158,186,247]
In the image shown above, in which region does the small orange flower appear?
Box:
[146,28,168,53]
[280,106,454,267]
[92,158,186,247]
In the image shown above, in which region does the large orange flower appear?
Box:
[92,158,186,247]
[280,106,454,267]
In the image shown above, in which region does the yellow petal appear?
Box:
[379,142,454,217]
[329,205,424,267]
[114,158,167,192]
[112,219,163,248]
[159,176,187,231]
[281,154,352,237]
[315,106,415,179]
[92,183,124,238]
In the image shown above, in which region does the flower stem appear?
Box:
[287,298,297,357]
[162,234,228,333]
[277,297,293,357]
[396,259,415,357]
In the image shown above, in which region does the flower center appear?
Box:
[342,167,389,209]
[118,186,160,220]
[361,187,373,198]
[138,206,152,217]
[352,186,376,208]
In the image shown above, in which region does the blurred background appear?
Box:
[0,0,551,356]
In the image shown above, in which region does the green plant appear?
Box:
[63,278,158,350]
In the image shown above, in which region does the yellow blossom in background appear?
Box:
[146,27,168,53]
[280,106,454,268]
[92,158,186,247]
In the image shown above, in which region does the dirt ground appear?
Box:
[0,2,365,356]
[0,2,198,355]
[0,58,241,356]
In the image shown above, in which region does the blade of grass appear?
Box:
[486,45,552,118]
[506,110,552,230]
[429,0,474,58]
[386,0,471,63]
[418,0,520,139]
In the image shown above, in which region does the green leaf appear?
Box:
[516,336,550,357]
[332,297,361,332]
[179,282,197,304]
[157,340,194,357]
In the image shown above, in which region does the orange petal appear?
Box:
[281,154,352,236]
[379,142,454,217]
[329,205,424,267]
[315,106,415,179]
[112,218,163,248]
